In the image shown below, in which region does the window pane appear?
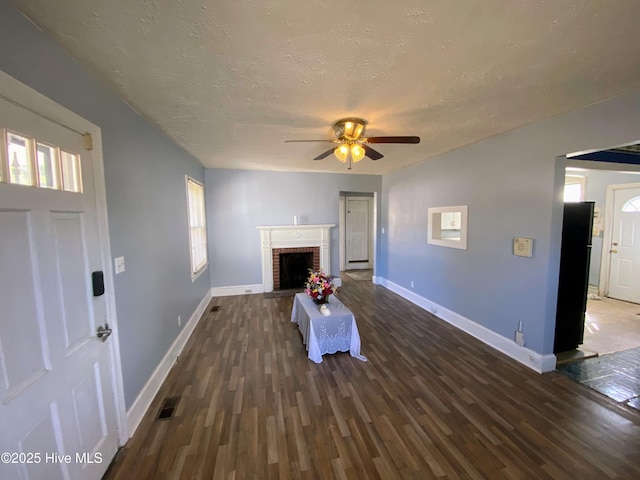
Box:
[187,178,207,276]
[564,183,582,202]
[440,212,462,240]
[61,150,82,192]
[7,132,33,186]
[622,196,640,213]
[36,143,60,189]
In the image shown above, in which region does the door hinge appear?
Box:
[83,132,93,150]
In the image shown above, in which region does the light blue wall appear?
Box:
[205,168,382,287]
[567,166,640,286]
[381,89,640,355]
[0,1,209,409]
[4,0,640,391]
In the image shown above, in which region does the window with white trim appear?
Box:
[186,177,208,280]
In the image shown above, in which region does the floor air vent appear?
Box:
[210,305,220,312]
[157,396,179,420]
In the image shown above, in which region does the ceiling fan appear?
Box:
[285,117,420,169]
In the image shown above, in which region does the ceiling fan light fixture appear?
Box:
[351,143,365,162]
[344,121,354,137]
[334,117,367,141]
[286,117,419,167]
[334,143,349,162]
[352,122,364,140]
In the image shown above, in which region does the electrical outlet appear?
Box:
[178,315,181,327]
[410,280,414,288]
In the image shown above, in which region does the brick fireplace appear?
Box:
[272,247,320,290]
[256,224,334,293]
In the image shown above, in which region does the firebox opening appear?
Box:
[279,252,314,290]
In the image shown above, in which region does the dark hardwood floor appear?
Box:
[103,278,640,479]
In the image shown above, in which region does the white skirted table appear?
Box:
[291,293,367,363]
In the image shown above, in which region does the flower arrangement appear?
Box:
[304,269,336,304]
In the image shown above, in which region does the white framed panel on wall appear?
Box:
[427,205,468,250]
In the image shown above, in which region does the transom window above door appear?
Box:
[0,128,82,192]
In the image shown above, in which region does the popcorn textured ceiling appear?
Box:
[9,0,640,174]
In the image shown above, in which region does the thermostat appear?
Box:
[513,237,533,257]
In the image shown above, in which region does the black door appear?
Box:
[554,202,594,353]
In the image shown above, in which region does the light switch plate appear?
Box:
[114,256,125,274]
[513,238,533,257]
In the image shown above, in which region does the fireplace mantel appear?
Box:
[257,224,334,293]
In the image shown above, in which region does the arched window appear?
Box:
[622,196,640,212]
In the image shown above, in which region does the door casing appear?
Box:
[0,70,127,446]
[339,193,375,272]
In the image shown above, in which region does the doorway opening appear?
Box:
[556,163,640,359]
[339,192,376,276]
[554,143,640,412]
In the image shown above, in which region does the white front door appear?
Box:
[608,186,640,304]
[345,197,371,268]
[0,92,119,478]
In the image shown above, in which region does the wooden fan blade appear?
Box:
[364,136,420,144]
[363,145,384,160]
[284,139,335,143]
[313,148,335,161]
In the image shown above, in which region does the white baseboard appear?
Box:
[210,279,342,297]
[126,290,212,437]
[210,284,264,297]
[378,277,556,373]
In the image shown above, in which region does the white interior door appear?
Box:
[0,95,119,479]
[345,197,371,269]
[608,186,640,304]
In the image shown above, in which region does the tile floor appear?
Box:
[582,296,640,354]
[557,346,640,412]
[556,296,640,412]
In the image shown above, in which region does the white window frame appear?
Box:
[185,176,208,281]
[427,205,469,250]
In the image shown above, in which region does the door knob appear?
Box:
[610,249,618,254]
[97,324,112,342]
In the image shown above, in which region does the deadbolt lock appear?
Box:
[97,324,112,342]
